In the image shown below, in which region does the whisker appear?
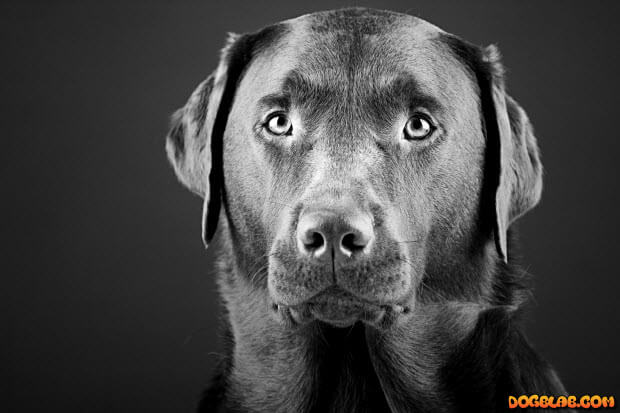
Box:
[266,200,295,210]
[419,279,450,303]
[249,265,269,285]
[244,252,277,275]
[394,256,417,268]
[244,252,278,285]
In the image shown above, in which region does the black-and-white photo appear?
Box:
[5,2,619,412]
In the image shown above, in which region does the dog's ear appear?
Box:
[441,36,543,262]
[165,33,253,248]
[480,46,543,262]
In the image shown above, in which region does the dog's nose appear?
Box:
[296,209,374,261]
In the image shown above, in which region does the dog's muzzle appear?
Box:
[268,201,415,328]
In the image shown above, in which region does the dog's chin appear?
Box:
[272,287,410,330]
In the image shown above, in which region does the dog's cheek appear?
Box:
[421,154,492,299]
[387,166,433,266]
[425,185,480,269]
[222,122,273,259]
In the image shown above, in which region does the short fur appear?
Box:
[166,8,569,413]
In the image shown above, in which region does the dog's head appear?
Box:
[166,9,542,329]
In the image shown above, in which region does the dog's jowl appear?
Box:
[166,8,569,413]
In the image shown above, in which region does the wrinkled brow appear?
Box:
[376,74,444,115]
[257,70,320,110]
[258,70,443,116]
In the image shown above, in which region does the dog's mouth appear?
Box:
[272,287,411,329]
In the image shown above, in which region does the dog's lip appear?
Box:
[275,287,410,327]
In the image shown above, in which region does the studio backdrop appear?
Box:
[4,1,619,412]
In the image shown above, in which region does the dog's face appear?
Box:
[226,14,487,326]
[166,9,542,329]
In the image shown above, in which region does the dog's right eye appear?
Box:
[404,114,434,140]
[265,114,293,136]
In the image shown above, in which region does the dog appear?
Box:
[166,8,569,412]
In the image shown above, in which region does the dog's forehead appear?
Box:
[298,7,442,37]
[239,9,475,123]
[293,10,445,82]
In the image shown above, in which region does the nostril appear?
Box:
[305,231,325,250]
[340,232,368,256]
[298,227,327,257]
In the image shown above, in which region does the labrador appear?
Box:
[166,8,569,413]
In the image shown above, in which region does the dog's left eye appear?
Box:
[404,115,434,140]
[265,114,293,136]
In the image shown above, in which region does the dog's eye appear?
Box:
[404,115,434,140]
[265,114,293,136]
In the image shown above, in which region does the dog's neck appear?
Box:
[201,238,565,413]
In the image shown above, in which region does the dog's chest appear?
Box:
[307,323,393,413]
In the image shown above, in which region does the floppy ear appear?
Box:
[166,75,215,197]
[165,33,252,248]
[480,46,543,262]
[441,35,543,262]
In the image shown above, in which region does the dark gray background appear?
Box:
[4,1,619,412]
